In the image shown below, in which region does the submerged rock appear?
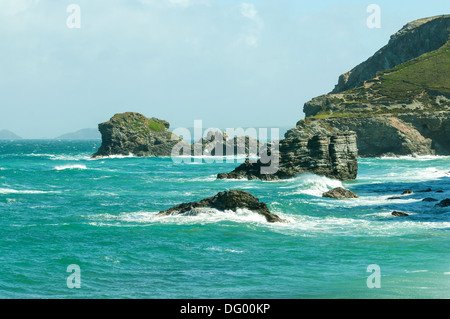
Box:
[402,189,413,195]
[157,190,284,223]
[422,197,439,202]
[322,187,358,199]
[417,188,433,193]
[392,211,409,217]
[435,198,450,207]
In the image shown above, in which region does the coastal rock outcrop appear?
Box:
[92,112,188,158]
[300,15,450,157]
[322,187,358,199]
[93,113,262,158]
[157,190,284,223]
[392,211,409,217]
[217,130,358,181]
[191,131,260,157]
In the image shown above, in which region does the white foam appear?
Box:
[88,207,271,226]
[205,247,245,254]
[54,164,88,171]
[382,166,449,183]
[288,173,343,197]
[51,154,91,161]
[27,153,56,158]
[378,155,450,161]
[89,153,135,160]
[0,188,53,194]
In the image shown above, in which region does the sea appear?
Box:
[0,139,449,299]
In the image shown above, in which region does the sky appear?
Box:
[0,0,448,138]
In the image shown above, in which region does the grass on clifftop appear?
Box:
[304,39,450,121]
[110,112,167,133]
[371,40,450,101]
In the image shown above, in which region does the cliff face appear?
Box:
[332,15,450,93]
[92,112,186,157]
[301,15,450,157]
[217,130,358,181]
[297,115,439,157]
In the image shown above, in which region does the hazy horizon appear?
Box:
[1,0,448,139]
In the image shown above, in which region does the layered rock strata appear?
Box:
[217,130,358,181]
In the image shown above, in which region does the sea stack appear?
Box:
[92,112,188,158]
[217,130,358,181]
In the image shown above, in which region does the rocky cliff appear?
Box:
[217,130,358,181]
[331,15,450,93]
[301,14,450,157]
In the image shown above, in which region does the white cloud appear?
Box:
[168,0,191,7]
[240,2,258,20]
[138,0,210,8]
[239,2,263,47]
[0,0,39,16]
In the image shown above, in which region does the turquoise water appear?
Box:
[0,140,449,299]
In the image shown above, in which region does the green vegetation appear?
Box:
[373,40,450,101]
[148,120,165,132]
[305,39,450,120]
[110,112,167,134]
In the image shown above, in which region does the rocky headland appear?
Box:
[299,14,450,157]
[0,129,22,140]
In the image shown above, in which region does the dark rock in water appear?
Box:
[417,188,432,193]
[392,211,409,217]
[322,187,358,199]
[422,197,439,202]
[157,190,284,223]
[218,130,358,181]
[217,158,266,180]
[402,189,413,195]
[435,198,450,207]
[387,196,402,200]
[436,190,444,193]
[92,112,189,158]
